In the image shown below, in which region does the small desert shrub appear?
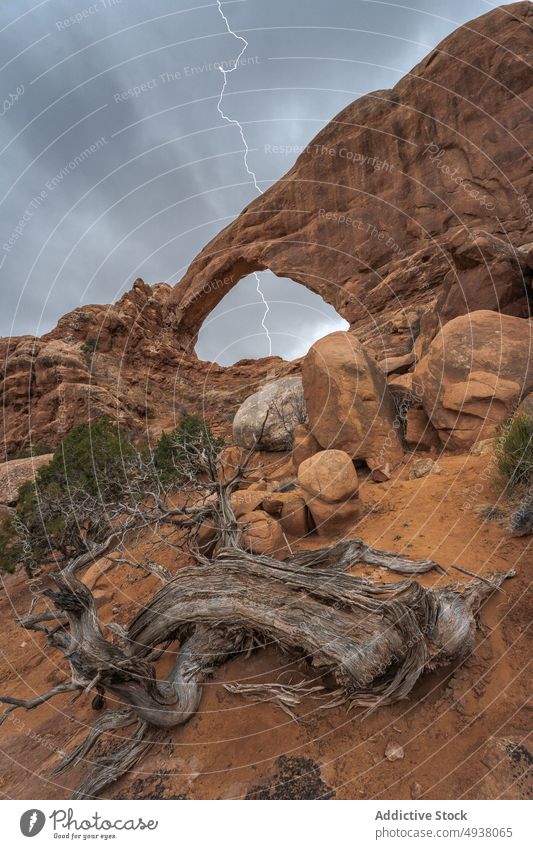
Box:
[0,417,136,575]
[8,442,53,461]
[0,415,223,574]
[509,496,533,536]
[81,337,100,355]
[153,415,223,483]
[494,412,533,490]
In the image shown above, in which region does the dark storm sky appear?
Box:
[0,0,496,363]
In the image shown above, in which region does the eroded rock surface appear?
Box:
[415,311,533,448]
[302,331,404,471]
[1,280,298,461]
[297,450,359,504]
[232,376,306,451]
[297,449,361,537]
[0,455,52,506]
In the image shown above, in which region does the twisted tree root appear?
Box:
[1,537,513,798]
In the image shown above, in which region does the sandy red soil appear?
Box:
[0,447,531,800]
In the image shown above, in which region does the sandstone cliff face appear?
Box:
[170,2,533,360]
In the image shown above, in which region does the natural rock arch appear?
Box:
[176,255,352,347]
[194,270,349,365]
[171,3,533,353]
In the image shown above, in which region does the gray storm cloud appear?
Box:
[0,0,492,361]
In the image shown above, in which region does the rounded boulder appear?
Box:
[302,331,404,472]
[414,311,533,448]
[298,449,359,504]
[233,377,307,451]
[238,510,285,555]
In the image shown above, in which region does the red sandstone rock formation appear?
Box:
[0,280,297,461]
[414,310,533,448]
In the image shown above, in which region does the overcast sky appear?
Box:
[0,0,497,363]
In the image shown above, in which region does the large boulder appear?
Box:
[233,377,306,451]
[306,496,362,538]
[237,510,285,555]
[414,311,533,449]
[302,332,404,471]
[404,408,440,452]
[291,423,320,471]
[258,488,310,539]
[297,449,361,538]
[298,450,359,504]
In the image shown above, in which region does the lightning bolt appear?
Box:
[215,0,272,357]
[28,812,38,833]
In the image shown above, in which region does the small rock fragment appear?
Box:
[409,458,441,480]
[371,464,392,482]
[410,781,423,799]
[385,741,404,761]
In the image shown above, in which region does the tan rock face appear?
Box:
[0,455,53,506]
[298,449,359,504]
[233,377,306,451]
[306,496,362,538]
[415,311,533,449]
[291,424,320,471]
[302,332,404,471]
[380,351,415,376]
[297,449,362,537]
[387,373,416,406]
[279,495,309,539]
[196,519,218,555]
[238,510,285,555]
[404,409,440,452]
[230,490,270,519]
[218,446,248,483]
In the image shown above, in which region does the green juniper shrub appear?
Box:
[0,415,223,575]
[154,415,223,483]
[0,417,136,575]
[494,412,533,490]
[81,337,100,355]
[0,514,21,574]
[8,442,53,461]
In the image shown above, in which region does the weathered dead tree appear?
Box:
[0,428,514,798]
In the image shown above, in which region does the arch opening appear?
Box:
[194,271,349,366]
